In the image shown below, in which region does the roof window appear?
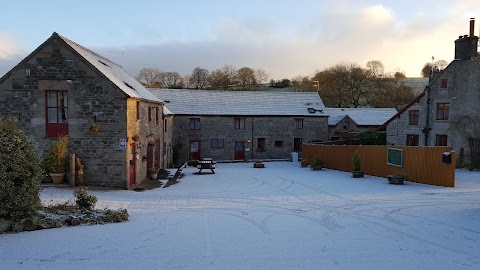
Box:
[98,60,110,67]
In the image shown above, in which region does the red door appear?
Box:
[189,141,201,160]
[234,142,245,160]
[147,143,154,178]
[129,143,136,186]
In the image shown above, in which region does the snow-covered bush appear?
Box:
[0,117,43,220]
[74,187,97,211]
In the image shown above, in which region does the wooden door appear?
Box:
[189,141,201,160]
[234,142,245,160]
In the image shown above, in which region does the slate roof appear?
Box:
[163,106,174,115]
[55,33,161,103]
[149,89,326,116]
[324,108,397,126]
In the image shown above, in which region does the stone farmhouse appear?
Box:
[149,89,329,162]
[324,108,397,141]
[0,33,173,189]
[380,18,480,166]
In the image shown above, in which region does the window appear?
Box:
[164,119,167,133]
[211,138,224,148]
[46,91,68,137]
[148,106,152,122]
[409,110,419,125]
[136,101,140,120]
[257,138,266,152]
[436,103,449,120]
[189,118,201,130]
[440,79,448,89]
[234,118,245,130]
[155,107,159,124]
[274,140,283,147]
[436,134,448,146]
[294,118,304,129]
[406,134,419,146]
[294,138,303,151]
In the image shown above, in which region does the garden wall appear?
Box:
[302,144,455,187]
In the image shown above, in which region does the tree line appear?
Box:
[136,65,269,90]
[137,59,448,109]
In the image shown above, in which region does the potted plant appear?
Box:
[131,134,140,142]
[44,136,68,184]
[254,160,265,168]
[352,150,364,178]
[300,159,308,168]
[388,172,406,185]
[311,159,324,170]
[149,166,160,180]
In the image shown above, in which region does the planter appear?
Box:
[352,171,365,178]
[301,162,308,168]
[388,175,405,185]
[311,165,323,171]
[50,173,65,184]
[253,163,265,168]
[150,173,158,180]
[89,124,100,133]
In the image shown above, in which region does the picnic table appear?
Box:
[197,158,216,174]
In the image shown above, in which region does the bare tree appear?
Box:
[237,67,256,89]
[136,67,163,88]
[254,68,269,87]
[208,65,237,90]
[190,67,210,90]
[291,76,315,92]
[366,60,385,78]
[313,62,364,107]
[163,72,183,89]
[421,59,448,77]
[369,72,415,109]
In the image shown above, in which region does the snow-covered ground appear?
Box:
[1,162,480,270]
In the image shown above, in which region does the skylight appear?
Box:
[98,60,110,67]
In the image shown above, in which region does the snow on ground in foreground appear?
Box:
[1,162,480,270]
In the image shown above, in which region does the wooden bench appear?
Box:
[164,162,187,188]
[197,158,216,174]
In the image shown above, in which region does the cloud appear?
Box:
[0,32,24,60]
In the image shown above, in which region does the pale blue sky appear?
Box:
[1,0,479,79]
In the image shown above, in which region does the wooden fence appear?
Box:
[302,144,456,187]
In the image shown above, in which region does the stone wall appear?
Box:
[386,58,480,165]
[386,100,426,146]
[0,37,164,188]
[172,115,328,162]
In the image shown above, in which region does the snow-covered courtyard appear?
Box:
[1,162,480,269]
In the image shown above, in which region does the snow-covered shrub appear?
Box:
[0,117,43,221]
[74,187,97,211]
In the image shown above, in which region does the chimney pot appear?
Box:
[470,18,475,37]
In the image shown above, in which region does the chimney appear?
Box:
[454,18,479,60]
[470,18,475,37]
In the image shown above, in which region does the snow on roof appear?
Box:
[56,33,161,103]
[163,106,174,115]
[324,108,397,126]
[149,89,326,116]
